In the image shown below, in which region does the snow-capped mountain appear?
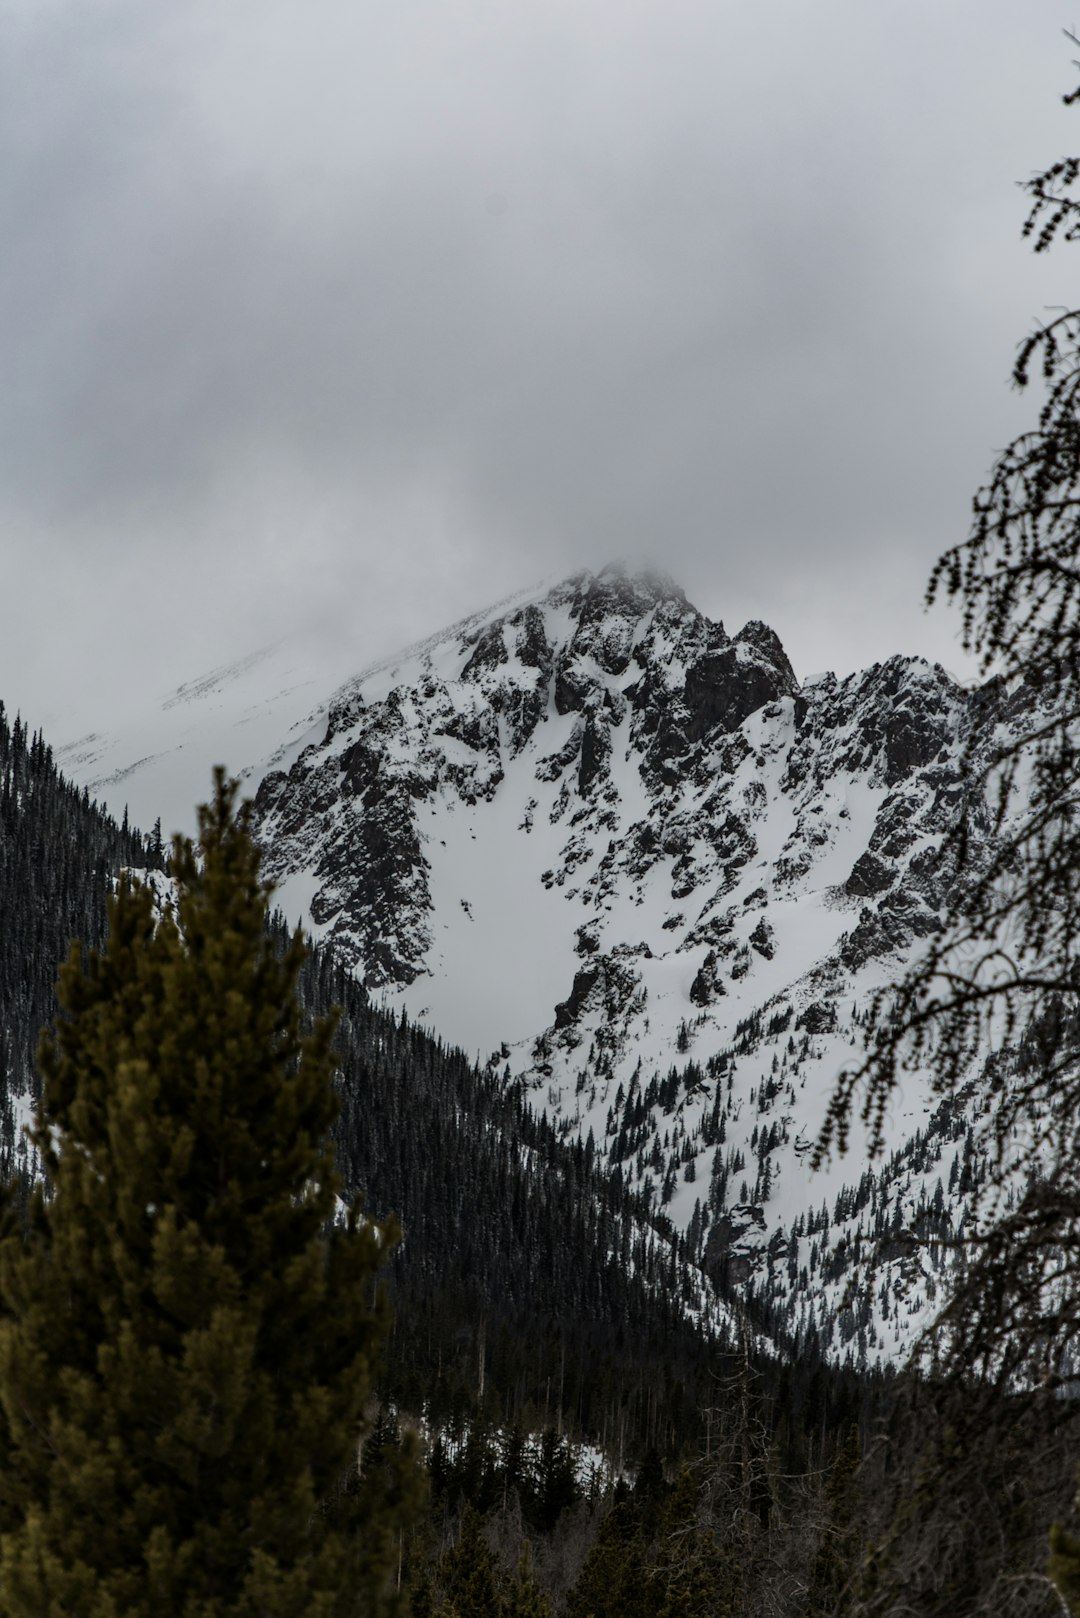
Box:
[244,564,1016,1366]
[52,563,1021,1365]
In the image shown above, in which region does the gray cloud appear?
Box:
[2,0,1076,736]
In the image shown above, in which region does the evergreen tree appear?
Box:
[565,1500,648,1618]
[803,1425,862,1617]
[0,772,418,1617]
[501,1546,550,1618]
[656,1544,724,1618]
[648,1467,730,1618]
[405,1565,439,1618]
[436,1506,503,1618]
[0,698,160,1150]
[816,46,1080,1400]
[533,1429,578,1533]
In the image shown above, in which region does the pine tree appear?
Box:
[436,1506,503,1618]
[646,1466,731,1618]
[803,1425,862,1617]
[533,1428,578,1533]
[0,772,419,1617]
[656,1545,724,1618]
[501,1545,550,1618]
[405,1564,441,1618]
[565,1500,648,1618]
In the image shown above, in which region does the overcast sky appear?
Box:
[3,0,1079,737]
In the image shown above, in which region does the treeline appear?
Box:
[0,703,163,1171]
[0,705,887,1454]
[302,936,729,1457]
[3,704,1076,1612]
[357,1360,879,1617]
[0,699,863,1466]
[368,1371,1080,1616]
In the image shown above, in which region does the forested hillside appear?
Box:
[6,700,1080,1612]
[303,937,853,1460]
[0,702,163,1173]
[0,696,746,1458]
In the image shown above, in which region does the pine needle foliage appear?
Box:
[808,35,1080,1616]
[815,38,1080,1399]
[0,771,417,1617]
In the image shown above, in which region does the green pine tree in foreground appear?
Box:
[0,771,419,1617]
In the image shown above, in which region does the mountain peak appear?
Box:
[246,566,1012,1366]
[51,563,1031,1365]
[576,560,688,611]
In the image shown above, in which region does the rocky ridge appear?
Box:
[251,565,1022,1366]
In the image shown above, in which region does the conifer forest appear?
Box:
[2,655,1080,1615]
[14,15,1080,1618]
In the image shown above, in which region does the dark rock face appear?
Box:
[683,625,798,744]
[684,649,768,740]
[796,1001,837,1035]
[578,712,610,795]
[554,656,592,717]
[690,950,726,1006]
[256,727,434,987]
[783,658,960,795]
[884,705,948,786]
[549,948,647,1060]
[462,601,554,754]
[515,604,552,670]
[460,623,507,682]
[736,619,795,672]
[838,904,916,972]
[839,910,884,971]
[554,967,601,1029]
[250,568,1010,1076]
[704,1204,766,1287]
[536,725,583,784]
[553,570,686,719]
[846,850,895,898]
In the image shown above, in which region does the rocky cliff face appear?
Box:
[251,565,1021,1365]
[254,568,798,980]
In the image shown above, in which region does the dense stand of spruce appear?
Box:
[2,699,1078,1614]
[311,939,746,1456]
[0,704,163,1174]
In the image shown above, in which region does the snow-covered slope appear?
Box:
[51,584,563,840]
[53,638,360,838]
[246,565,1020,1366]
[52,564,1023,1364]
